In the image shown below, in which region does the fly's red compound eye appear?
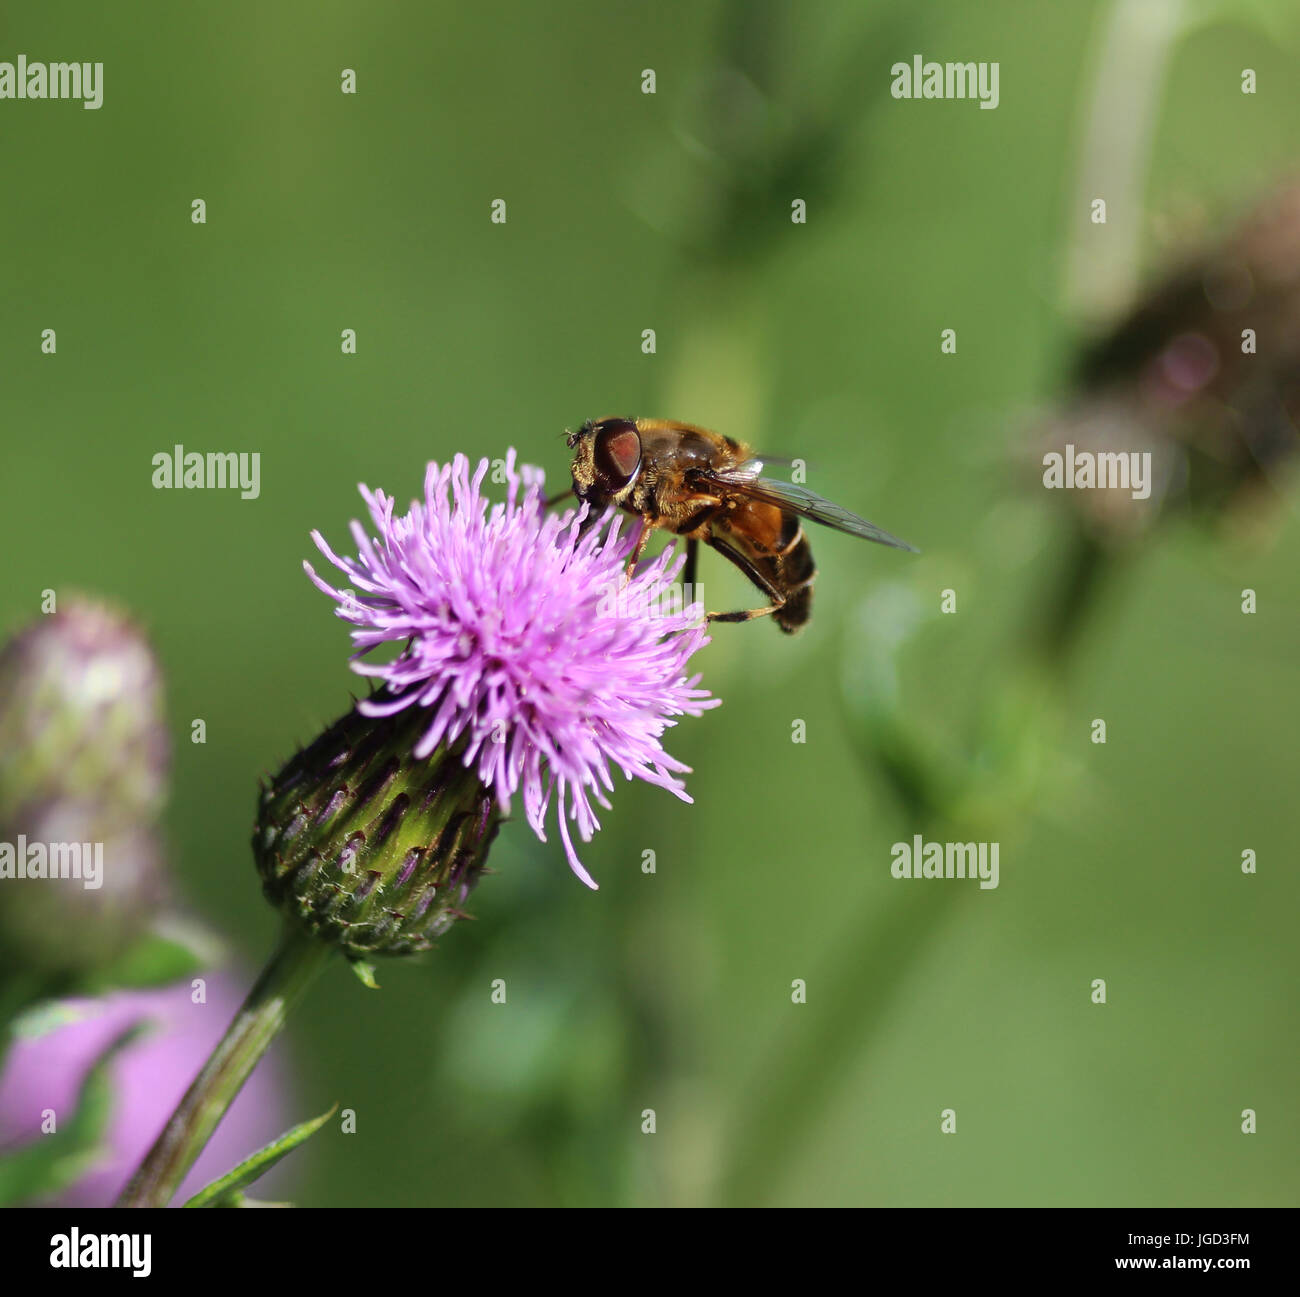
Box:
[592,419,642,490]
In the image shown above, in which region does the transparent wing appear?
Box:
[705,465,918,552]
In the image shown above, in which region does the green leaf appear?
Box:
[0,972,52,1072]
[0,1023,143,1206]
[8,998,102,1044]
[182,1104,338,1208]
[75,916,223,995]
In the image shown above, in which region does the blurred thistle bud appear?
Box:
[0,600,168,826]
[1042,179,1300,541]
[258,451,716,962]
[0,599,171,975]
[0,811,168,976]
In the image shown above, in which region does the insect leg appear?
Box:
[625,518,651,579]
[682,538,698,590]
[704,535,785,623]
[709,604,780,624]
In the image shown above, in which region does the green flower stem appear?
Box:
[1063,0,1185,323]
[116,921,333,1208]
[719,533,1117,1204]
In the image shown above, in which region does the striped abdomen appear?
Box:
[772,516,816,632]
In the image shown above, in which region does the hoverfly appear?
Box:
[564,417,916,632]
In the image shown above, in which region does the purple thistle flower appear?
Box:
[0,972,289,1207]
[304,450,718,889]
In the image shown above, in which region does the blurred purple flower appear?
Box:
[0,971,289,1206]
[305,449,718,888]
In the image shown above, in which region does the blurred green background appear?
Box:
[2,0,1297,1206]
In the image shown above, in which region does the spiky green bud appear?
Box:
[252,704,500,960]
